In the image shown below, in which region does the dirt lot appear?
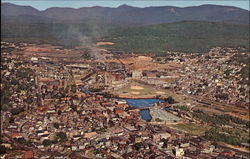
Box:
[13,44,91,62]
[96,42,114,46]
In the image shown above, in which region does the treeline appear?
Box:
[193,110,249,128]
[205,127,249,145]
[193,110,250,145]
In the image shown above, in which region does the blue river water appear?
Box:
[121,98,164,121]
[79,86,164,121]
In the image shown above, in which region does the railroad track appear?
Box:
[186,96,249,120]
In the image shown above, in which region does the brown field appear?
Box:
[13,44,92,62]
[24,45,62,52]
[96,42,114,46]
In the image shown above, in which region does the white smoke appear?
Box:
[68,25,105,60]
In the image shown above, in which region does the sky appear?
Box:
[2,0,249,11]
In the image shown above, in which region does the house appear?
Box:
[153,133,170,142]
[37,106,48,112]
[112,72,123,81]
[23,151,34,159]
[159,132,171,140]
[11,133,23,139]
[240,143,250,149]
[114,108,124,115]
[180,142,190,148]
[174,147,185,157]
[132,70,142,79]
[30,57,38,62]
[1,143,12,149]
[115,100,127,105]
[220,151,235,157]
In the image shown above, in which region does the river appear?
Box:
[80,86,164,121]
[121,98,164,121]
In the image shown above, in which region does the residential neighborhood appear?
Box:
[1,41,249,158]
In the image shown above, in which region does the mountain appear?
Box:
[1,2,40,16]
[1,3,249,25]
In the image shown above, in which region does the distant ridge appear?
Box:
[1,2,249,25]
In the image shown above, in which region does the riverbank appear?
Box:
[120,98,164,121]
[150,107,182,123]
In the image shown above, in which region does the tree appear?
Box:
[71,85,77,93]
[10,107,24,115]
[10,78,18,85]
[42,139,53,146]
[56,132,67,141]
[156,57,162,62]
[1,104,9,111]
[215,93,229,100]
[57,110,62,115]
[0,145,7,155]
[16,69,28,79]
[176,105,189,111]
[133,142,143,151]
[1,90,11,105]
[155,118,163,122]
[9,116,15,123]
[25,96,33,104]
[166,96,175,104]
[53,123,60,129]
[70,105,77,112]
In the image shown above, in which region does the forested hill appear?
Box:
[1,21,249,53]
[105,21,250,53]
[2,3,249,25]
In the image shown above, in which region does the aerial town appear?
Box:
[1,41,249,159]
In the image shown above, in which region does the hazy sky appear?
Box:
[2,0,249,10]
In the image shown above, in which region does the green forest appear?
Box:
[1,21,249,53]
